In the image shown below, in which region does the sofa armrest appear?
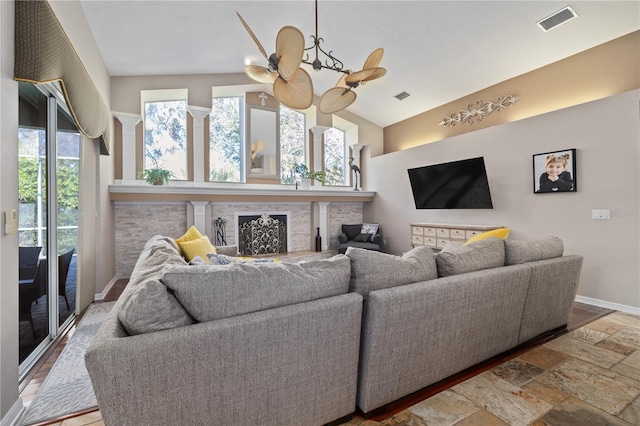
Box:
[371,234,382,245]
[216,245,238,256]
[86,293,363,426]
[338,232,348,244]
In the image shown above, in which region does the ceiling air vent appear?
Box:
[537,6,578,32]
[395,91,410,101]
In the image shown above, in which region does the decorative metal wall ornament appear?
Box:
[438,95,520,127]
[213,217,227,246]
[258,91,268,106]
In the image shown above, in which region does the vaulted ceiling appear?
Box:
[80,1,639,127]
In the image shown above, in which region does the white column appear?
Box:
[190,201,210,235]
[188,106,211,183]
[113,112,141,183]
[318,202,330,251]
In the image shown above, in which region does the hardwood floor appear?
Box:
[18,279,128,426]
[18,293,614,426]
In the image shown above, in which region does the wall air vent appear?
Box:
[395,91,410,101]
[537,6,578,32]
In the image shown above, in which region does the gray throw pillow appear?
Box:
[345,246,437,297]
[504,236,564,265]
[207,253,277,265]
[118,241,194,335]
[436,238,505,277]
[353,233,371,242]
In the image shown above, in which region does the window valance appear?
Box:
[14,0,110,155]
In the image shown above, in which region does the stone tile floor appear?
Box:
[40,311,640,426]
[346,311,639,426]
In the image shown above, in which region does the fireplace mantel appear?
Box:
[110,184,375,203]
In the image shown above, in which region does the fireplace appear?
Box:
[237,213,288,256]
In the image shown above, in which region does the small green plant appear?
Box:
[293,163,325,183]
[138,167,173,185]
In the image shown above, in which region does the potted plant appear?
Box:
[293,163,325,189]
[138,167,173,186]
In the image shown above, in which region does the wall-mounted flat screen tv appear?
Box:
[407,157,494,209]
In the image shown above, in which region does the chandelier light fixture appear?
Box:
[237,0,386,114]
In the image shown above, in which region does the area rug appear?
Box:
[21,301,115,426]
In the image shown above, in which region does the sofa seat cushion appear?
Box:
[505,236,564,265]
[346,246,437,297]
[118,238,194,335]
[436,238,505,277]
[161,255,351,322]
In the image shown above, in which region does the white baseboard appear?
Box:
[0,398,24,426]
[575,295,640,315]
[94,276,118,301]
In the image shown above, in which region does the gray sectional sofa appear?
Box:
[85,236,363,426]
[347,237,583,413]
[85,234,583,425]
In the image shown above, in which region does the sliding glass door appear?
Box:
[18,83,79,373]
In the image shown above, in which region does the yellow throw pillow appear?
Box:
[179,235,217,264]
[175,225,203,246]
[464,228,511,245]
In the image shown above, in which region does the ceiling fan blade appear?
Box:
[361,67,387,85]
[318,87,357,114]
[245,65,277,84]
[275,26,305,80]
[236,12,268,59]
[363,48,384,69]
[273,67,314,110]
[345,67,387,85]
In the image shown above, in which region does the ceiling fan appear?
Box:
[236,12,314,110]
[237,0,385,114]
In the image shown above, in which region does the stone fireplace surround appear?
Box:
[111,186,372,278]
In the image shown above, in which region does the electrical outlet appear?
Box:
[591,209,611,220]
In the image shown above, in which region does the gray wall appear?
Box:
[366,90,639,311]
[1,1,113,422]
[0,1,21,420]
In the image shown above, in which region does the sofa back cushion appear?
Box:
[118,237,195,335]
[504,236,564,265]
[342,224,363,241]
[161,255,351,322]
[436,238,505,277]
[346,246,437,297]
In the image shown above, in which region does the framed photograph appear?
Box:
[533,149,576,193]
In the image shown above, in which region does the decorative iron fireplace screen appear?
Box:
[238,214,287,256]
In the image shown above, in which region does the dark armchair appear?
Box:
[337,223,383,254]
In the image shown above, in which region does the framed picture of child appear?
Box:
[533,149,577,193]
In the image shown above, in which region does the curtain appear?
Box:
[14,0,110,155]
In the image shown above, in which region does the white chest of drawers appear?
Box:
[410,223,504,249]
